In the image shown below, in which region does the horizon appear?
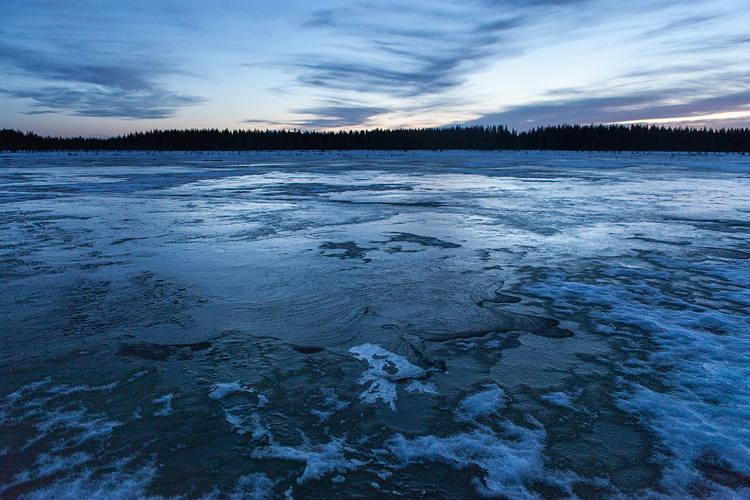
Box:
[5,123,748,154]
[2,1,750,137]
[8,121,750,142]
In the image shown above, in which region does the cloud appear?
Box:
[0,43,157,91]
[292,104,390,129]
[637,14,720,39]
[303,9,337,28]
[280,0,616,128]
[478,0,588,6]
[293,1,529,99]
[295,60,464,98]
[466,88,750,130]
[0,42,203,118]
[1,87,204,120]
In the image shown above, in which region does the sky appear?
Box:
[1,0,749,137]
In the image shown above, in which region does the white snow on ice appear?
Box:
[348,343,427,410]
[456,384,507,421]
[209,381,252,400]
[252,438,364,484]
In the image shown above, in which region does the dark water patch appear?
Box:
[695,451,750,488]
[532,327,575,338]
[0,258,46,279]
[118,341,211,361]
[495,331,523,349]
[181,341,212,351]
[118,342,176,360]
[666,217,750,234]
[265,182,414,197]
[527,481,574,500]
[78,260,127,270]
[381,200,442,207]
[417,312,571,342]
[704,328,726,336]
[628,236,692,246]
[384,232,461,249]
[571,482,621,500]
[693,247,750,260]
[329,199,443,207]
[477,293,522,306]
[425,329,499,342]
[476,249,491,260]
[3,212,93,223]
[111,236,148,245]
[291,345,325,354]
[229,227,278,241]
[319,241,375,260]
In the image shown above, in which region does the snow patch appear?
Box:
[457,385,507,421]
[348,343,426,410]
[152,394,174,417]
[223,410,270,441]
[46,381,118,396]
[405,380,437,394]
[11,463,159,500]
[252,438,363,484]
[540,391,578,409]
[388,424,550,499]
[209,381,252,400]
[9,452,92,489]
[34,408,122,449]
[526,258,750,496]
[229,473,275,500]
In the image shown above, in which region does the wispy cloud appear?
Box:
[1,87,204,120]
[290,0,750,130]
[637,14,720,39]
[292,104,389,129]
[287,0,629,128]
[0,41,203,119]
[467,87,750,130]
[294,1,529,99]
[286,0,583,128]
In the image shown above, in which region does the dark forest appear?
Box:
[2,124,749,152]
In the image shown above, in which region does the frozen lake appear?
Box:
[1,151,749,499]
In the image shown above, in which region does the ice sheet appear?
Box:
[2,150,749,499]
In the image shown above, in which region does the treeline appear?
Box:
[2,124,749,152]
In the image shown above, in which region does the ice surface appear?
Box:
[2,150,749,499]
[525,266,750,497]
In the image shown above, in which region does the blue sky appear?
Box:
[2,0,749,137]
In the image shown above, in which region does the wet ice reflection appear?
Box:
[1,151,749,499]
